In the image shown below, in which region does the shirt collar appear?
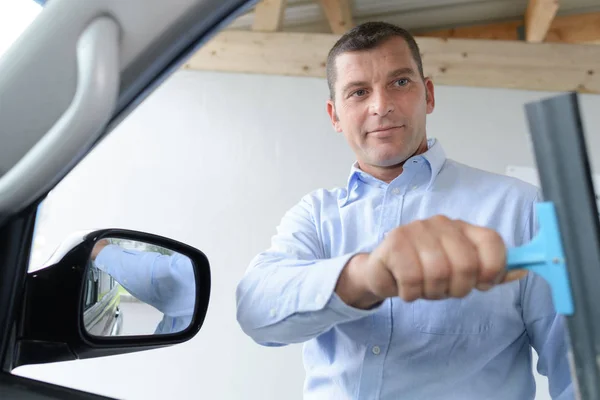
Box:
[421,138,446,188]
[338,138,447,207]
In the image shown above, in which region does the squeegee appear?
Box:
[503,92,600,400]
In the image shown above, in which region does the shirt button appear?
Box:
[411,185,418,191]
[372,345,381,355]
[391,188,401,195]
[269,308,276,317]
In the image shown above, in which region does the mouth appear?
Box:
[367,125,404,137]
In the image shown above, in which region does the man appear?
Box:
[91,239,196,334]
[235,21,573,399]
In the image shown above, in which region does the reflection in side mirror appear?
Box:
[12,228,210,369]
[83,238,196,337]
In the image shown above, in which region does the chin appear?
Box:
[371,155,407,168]
[369,142,421,167]
[367,148,407,165]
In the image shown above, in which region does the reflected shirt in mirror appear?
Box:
[95,245,195,334]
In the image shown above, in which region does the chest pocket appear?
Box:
[412,292,496,335]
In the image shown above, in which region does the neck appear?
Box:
[360,139,429,184]
[365,164,404,184]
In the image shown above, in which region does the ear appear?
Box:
[326,99,343,133]
[424,78,435,115]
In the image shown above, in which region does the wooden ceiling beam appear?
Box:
[545,11,600,44]
[317,0,354,34]
[183,30,600,94]
[525,0,560,42]
[422,11,600,44]
[252,0,287,32]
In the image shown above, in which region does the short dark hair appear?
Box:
[325,21,424,101]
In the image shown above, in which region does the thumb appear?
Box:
[495,268,528,284]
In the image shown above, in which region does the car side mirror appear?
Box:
[10,229,211,369]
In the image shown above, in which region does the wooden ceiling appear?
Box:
[183,0,600,94]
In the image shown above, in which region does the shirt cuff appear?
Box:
[299,252,383,318]
[326,291,383,319]
[246,252,383,330]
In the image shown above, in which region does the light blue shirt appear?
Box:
[95,246,196,334]
[236,138,573,400]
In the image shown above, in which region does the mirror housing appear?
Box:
[10,229,211,369]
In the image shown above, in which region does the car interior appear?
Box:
[0,0,254,398]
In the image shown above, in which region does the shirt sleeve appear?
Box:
[519,191,574,399]
[95,245,196,317]
[235,195,382,347]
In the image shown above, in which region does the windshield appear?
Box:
[0,0,42,58]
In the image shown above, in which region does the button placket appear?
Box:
[360,184,401,399]
[379,188,401,239]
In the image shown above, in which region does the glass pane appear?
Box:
[0,1,43,58]
[83,238,197,337]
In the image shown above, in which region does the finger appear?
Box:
[437,221,480,298]
[457,221,506,285]
[383,229,424,302]
[475,265,528,291]
[410,220,450,300]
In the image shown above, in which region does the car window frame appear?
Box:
[0,1,258,399]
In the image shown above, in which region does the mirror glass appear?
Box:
[82,237,196,337]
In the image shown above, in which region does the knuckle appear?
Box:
[399,269,423,287]
[425,258,450,282]
[480,228,503,244]
[454,262,477,277]
[399,290,413,302]
[408,219,427,233]
[429,214,451,225]
[430,268,450,283]
[454,288,471,298]
[453,252,479,275]
[385,227,407,244]
[399,284,420,302]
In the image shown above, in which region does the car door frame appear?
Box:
[3,1,599,399]
[0,0,257,398]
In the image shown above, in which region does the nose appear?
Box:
[369,89,394,116]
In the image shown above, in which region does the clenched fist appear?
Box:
[336,215,527,309]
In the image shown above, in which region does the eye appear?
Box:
[394,78,410,87]
[351,89,367,97]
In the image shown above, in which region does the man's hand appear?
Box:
[91,239,110,261]
[335,216,527,309]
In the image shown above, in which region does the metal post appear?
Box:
[525,92,600,400]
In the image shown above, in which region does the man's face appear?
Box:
[327,37,435,171]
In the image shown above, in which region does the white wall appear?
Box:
[14,69,600,400]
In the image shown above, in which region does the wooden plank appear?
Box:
[183,30,600,94]
[545,12,600,44]
[525,0,560,42]
[423,20,523,41]
[252,0,287,32]
[317,0,354,34]
[422,11,600,44]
